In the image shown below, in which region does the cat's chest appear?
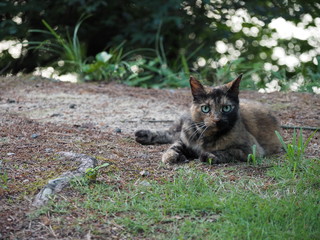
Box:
[199,135,233,151]
[183,131,233,152]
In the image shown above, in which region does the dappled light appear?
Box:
[0,0,319,92]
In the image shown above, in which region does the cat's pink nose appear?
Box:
[212,118,220,122]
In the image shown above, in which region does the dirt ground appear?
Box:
[0,75,319,239]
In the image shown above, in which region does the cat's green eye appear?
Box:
[222,105,233,113]
[201,105,211,113]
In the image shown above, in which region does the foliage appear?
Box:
[124,25,201,88]
[85,162,110,181]
[1,0,320,90]
[28,18,87,75]
[247,144,258,165]
[81,47,129,82]
[299,56,320,92]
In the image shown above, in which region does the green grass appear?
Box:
[0,159,9,190]
[247,144,262,165]
[275,129,317,178]
[31,161,320,239]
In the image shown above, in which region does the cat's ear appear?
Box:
[190,76,206,99]
[226,74,243,95]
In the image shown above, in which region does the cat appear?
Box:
[135,74,281,164]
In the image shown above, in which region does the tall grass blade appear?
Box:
[180,54,190,75]
[303,129,317,150]
[185,43,204,62]
[275,131,287,152]
[292,128,297,149]
[41,20,63,43]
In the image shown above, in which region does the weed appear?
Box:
[81,41,133,82]
[247,144,258,165]
[0,160,9,189]
[125,23,203,88]
[275,129,317,178]
[85,162,110,181]
[29,16,88,76]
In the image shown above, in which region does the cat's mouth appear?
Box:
[200,124,219,135]
[194,121,221,138]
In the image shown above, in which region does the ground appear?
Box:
[0,75,319,239]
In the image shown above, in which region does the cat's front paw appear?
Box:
[162,149,187,164]
[200,152,218,164]
[135,130,153,145]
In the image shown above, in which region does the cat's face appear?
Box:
[189,75,242,135]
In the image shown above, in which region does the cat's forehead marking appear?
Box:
[206,96,231,105]
[206,88,228,102]
[208,87,227,96]
[201,94,232,107]
[206,85,239,104]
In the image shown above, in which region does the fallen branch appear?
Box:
[281,125,319,131]
[125,120,175,123]
[32,152,97,207]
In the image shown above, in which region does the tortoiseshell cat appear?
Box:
[135,74,281,164]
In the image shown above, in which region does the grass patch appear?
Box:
[29,131,319,239]
[274,129,318,179]
[31,159,320,239]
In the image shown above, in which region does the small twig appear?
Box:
[48,224,58,238]
[281,125,319,131]
[16,145,39,149]
[56,141,70,144]
[50,132,74,136]
[125,120,175,123]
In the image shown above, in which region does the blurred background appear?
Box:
[1,0,319,92]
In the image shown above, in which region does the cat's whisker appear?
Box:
[183,122,203,133]
[188,128,201,142]
[187,123,206,142]
[198,125,209,141]
[185,123,201,141]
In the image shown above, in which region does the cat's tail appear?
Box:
[135,118,183,145]
[135,129,175,145]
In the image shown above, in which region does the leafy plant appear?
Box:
[125,23,203,88]
[247,144,260,165]
[81,43,129,82]
[275,129,317,178]
[28,16,88,76]
[299,56,320,92]
[85,162,110,181]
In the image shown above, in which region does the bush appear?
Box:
[1,0,319,89]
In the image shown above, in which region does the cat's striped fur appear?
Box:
[135,75,281,164]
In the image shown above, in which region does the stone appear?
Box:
[139,170,150,177]
[69,104,77,109]
[115,127,122,133]
[138,180,151,187]
[31,133,40,139]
